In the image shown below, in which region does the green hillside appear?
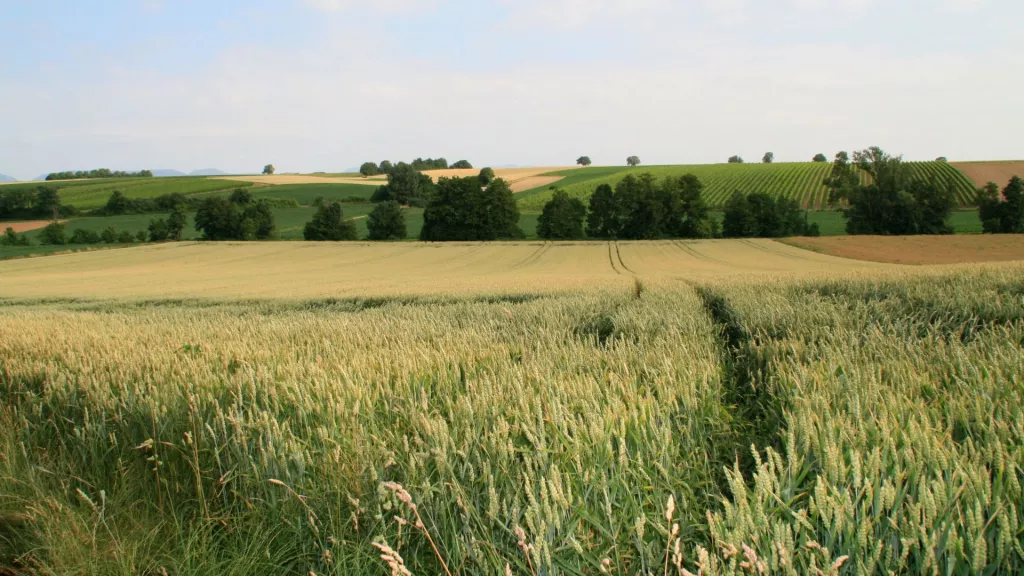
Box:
[1,177,253,210]
[517,161,979,211]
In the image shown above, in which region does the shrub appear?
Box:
[38,222,67,245]
[1,227,31,246]
[69,228,102,244]
[101,226,118,244]
[148,218,171,242]
[478,167,495,185]
[117,231,136,244]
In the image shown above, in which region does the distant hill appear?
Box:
[153,169,187,177]
[190,168,227,176]
[0,174,16,183]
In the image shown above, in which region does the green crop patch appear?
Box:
[518,161,980,212]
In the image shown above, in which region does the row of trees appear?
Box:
[537,173,815,240]
[193,189,277,240]
[978,176,1024,234]
[33,222,147,246]
[0,185,77,220]
[358,158,473,177]
[45,169,153,181]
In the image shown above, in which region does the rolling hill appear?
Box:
[517,161,983,211]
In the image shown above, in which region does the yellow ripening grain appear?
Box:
[421,166,577,183]
[0,240,887,301]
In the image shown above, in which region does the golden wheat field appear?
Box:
[2,242,1023,575]
[0,239,885,300]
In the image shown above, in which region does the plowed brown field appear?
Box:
[950,161,1024,188]
[780,235,1024,265]
[2,220,65,233]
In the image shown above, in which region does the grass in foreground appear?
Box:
[0,265,1021,575]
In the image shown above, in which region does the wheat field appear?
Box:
[0,243,1022,575]
[0,240,883,301]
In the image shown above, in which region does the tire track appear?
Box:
[512,242,550,269]
[740,239,815,262]
[607,242,622,275]
[672,240,719,264]
[614,241,635,274]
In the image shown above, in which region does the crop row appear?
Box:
[519,162,980,211]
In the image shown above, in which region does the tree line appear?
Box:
[536,172,815,240]
[45,169,153,181]
[0,185,78,220]
[358,158,473,177]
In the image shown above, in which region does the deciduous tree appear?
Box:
[360,162,379,177]
[366,200,407,240]
[586,184,619,238]
[303,201,357,241]
[537,189,586,239]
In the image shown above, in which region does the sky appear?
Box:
[0,0,1022,180]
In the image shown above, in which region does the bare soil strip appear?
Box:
[2,220,66,233]
[779,235,1024,265]
[950,161,1024,188]
[422,167,577,183]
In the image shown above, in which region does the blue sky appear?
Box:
[1,0,1021,179]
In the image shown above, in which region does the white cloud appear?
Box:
[1,0,1021,178]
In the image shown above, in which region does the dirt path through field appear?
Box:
[779,235,1024,265]
[2,220,65,233]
